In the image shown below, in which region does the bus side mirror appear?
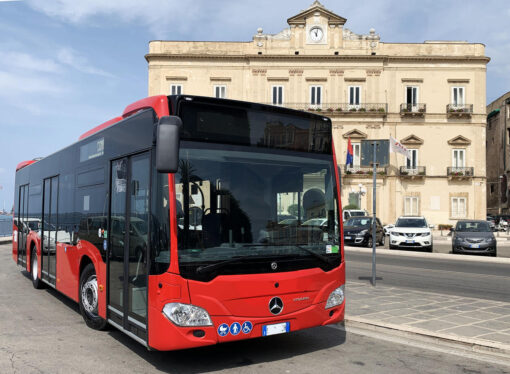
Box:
[156,116,182,173]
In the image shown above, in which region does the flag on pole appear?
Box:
[390,136,410,159]
[346,138,353,166]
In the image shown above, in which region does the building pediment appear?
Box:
[400,134,424,145]
[447,135,471,146]
[342,129,367,139]
[287,1,346,26]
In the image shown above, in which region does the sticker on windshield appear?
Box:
[326,245,339,254]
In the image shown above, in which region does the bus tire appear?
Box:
[79,263,107,330]
[31,248,43,289]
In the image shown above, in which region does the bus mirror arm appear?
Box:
[156,115,182,173]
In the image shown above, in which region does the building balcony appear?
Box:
[400,103,426,117]
[267,103,387,115]
[447,167,474,179]
[344,164,387,177]
[447,104,473,118]
[399,166,426,178]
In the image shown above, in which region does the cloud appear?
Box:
[0,51,60,73]
[0,71,66,95]
[57,48,114,77]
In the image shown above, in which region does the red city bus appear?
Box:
[13,95,345,350]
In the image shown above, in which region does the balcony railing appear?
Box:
[399,166,426,177]
[344,164,387,177]
[265,103,387,115]
[400,103,426,116]
[447,167,474,178]
[447,104,473,118]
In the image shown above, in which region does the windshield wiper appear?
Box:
[195,254,283,275]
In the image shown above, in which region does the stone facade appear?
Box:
[146,1,489,226]
[486,92,510,215]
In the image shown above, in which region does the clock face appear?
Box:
[310,27,323,42]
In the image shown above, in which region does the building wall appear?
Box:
[147,2,488,226]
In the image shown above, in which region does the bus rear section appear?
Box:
[12,95,344,351]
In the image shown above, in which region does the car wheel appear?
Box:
[389,244,396,250]
[79,263,108,330]
[366,236,373,248]
[31,248,43,289]
[425,246,433,253]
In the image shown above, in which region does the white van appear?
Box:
[343,209,368,222]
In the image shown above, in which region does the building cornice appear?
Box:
[145,53,490,64]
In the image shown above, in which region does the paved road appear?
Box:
[1,244,509,373]
[345,248,510,302]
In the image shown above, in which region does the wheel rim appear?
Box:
[81,275,98,317]
[32,254,38,281]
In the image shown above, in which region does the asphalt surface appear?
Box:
[1,244,509,373]
[345,248,510,302]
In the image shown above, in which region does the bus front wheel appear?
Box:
[79,263,107,330]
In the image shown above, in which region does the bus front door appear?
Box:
[108,152,150,344]
[17,184,28,267]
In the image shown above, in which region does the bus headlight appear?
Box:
[162,303,213,327]
[325,285,345,309]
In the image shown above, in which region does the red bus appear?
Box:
[13,95,345,350]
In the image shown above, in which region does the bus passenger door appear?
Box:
[108,152,150,343]
[42,176,58,286]
[17,184,28,267]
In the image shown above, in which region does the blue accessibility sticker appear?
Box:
[217,323,229,337]
[230,322,241,336]
[241,321,253,334]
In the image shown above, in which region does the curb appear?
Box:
[344,246,510,264]
[344,316,510,365]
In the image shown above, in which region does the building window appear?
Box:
[272,85,284,105]
[353,142,361,167]
[490,184,495,195]
[406,86,419,110]
[406,149,418,169]
[451,197,467,218]
[310,86,322,107]
[404,196,419,216]
[171,84,182,95]
[451,87,465,107]
[452,149,465,168]
[348,86,361,108]
[214,85,226,99]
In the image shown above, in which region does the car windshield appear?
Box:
[395,218,427,228]
[345,217,371,227]
[172,144,341,281]
[455,221,491,232]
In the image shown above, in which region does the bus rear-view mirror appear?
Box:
[156,115,182,173]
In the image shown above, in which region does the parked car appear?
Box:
[486,216,496,231]
[383,223,394,236]
[342,209,368,222]
[389,216,433,252]
[451,220,496,257]
[343,217,384,247]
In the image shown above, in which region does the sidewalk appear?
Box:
[346,280,510,357]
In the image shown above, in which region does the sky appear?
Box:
[0,0,509,211]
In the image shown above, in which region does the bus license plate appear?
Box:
[262,322,290,336]
[470,244,480,249]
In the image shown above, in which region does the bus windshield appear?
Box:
[173,143,340,281]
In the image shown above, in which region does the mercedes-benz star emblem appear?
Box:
[271,262,278,270]
[269,297,284,315]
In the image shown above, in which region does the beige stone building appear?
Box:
[146,1,489,226]
[486,92,510,215]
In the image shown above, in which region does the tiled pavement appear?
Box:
[346,281,510,348]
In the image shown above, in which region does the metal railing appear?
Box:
[400,103,426,115]
[344,164,387,176]
[446,104,473,115]
[447,167,474,177]
[399,166,426,176]
[265,102,387,114]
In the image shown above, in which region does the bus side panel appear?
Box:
[56,243,79,302]
[147,273,209,350]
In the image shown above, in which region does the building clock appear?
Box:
[309,26,324,42]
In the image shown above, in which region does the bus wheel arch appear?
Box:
[79,259,107,330]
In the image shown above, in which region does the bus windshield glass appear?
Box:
[174,143,340,281]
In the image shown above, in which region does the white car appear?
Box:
[389,216,433,252]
